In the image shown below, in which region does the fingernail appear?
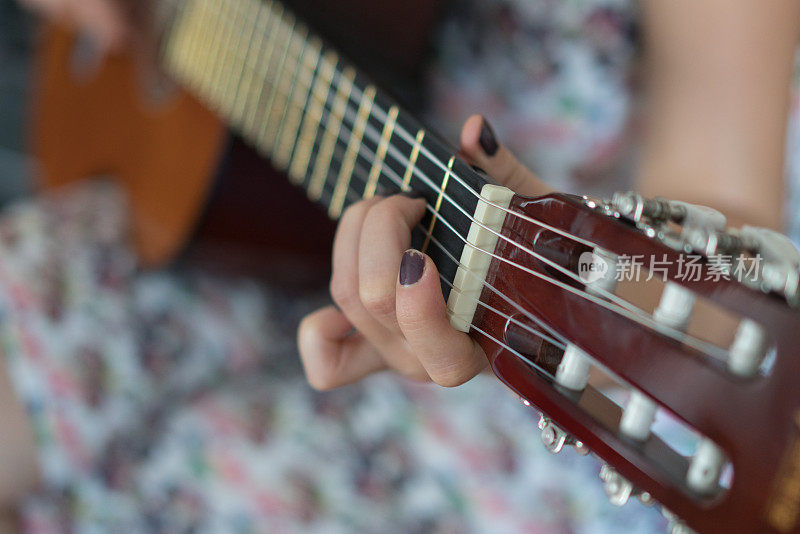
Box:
[471,165,487,175]
[479,117,499,156]
[399,190,424,199]
[399,249,425,286]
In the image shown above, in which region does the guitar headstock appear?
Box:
[467,189,800,534]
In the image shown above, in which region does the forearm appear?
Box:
[637,0,800,230]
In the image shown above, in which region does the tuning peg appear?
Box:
[653,282,696,332]
[599,464,634,506]
[555,344,592,391]
[572,439,591,456]
[580,248,619,295]
[661,508,698,534]
[612,192,727,234]
[740,226,800,268]
[728,319,768,377]
[686,439,726,495]
[538,414,569,454]
[620,390,658,441]
[637,490,655,507]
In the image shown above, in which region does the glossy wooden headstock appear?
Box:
[475,192,800,534]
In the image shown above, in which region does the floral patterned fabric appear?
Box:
[426,0,640,197]
[0,183,667,532]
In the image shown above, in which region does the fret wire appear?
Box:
[243,2,283,140]
[183,0,214,91]
[308,64,354,200]
[251,7,291,152]
[201,0,235,101]
[271,25,310,168]
[219,0,260,118]
[212,0,246,112]
[274,35,319,170]
[329,84,376,218]
[402,129,425,191]
[256,14,297,154]
[231,2,271,128]
[167,9,683,352]
[288,49,337,184]
[422,156,455,254]
[364,105,398,199]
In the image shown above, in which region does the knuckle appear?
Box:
[359,283,396,319]
[329,275,358,311]
[363,199,400,229]
[339,198,373,227]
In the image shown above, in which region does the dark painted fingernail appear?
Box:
[471,165,487,175]
[399,250,425,286]
[479,117,499,156]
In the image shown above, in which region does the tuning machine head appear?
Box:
[537,414,590,456]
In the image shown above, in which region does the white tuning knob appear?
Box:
[555,344,592,391]
[620,390,658,441]
[672,201,727,233]
[583,248,619,295]
[740,226,800,268]
[728,319,768,377]
[654,282,696,332]
[687,439,726,495]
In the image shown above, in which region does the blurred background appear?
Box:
[0,0,33,204]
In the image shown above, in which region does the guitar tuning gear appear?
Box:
[611,192,727,233]
[538,414,571,454]
[686,439,726,495]
[728,319,768,377]
[620,390,658,441]
[661,509,698,534]
[612,192,675,225]
[599,464,634,506]
[739,226,800,268]
[637,490,655,507]
[572,440,590,456]
[555,344,592,391]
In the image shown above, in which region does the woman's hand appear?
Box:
[298,115,550,390]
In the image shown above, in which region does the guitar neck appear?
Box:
[161,0,490,296]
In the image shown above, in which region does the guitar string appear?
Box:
[222,61,728,360]
[171,17,648,320]
[160,0,634,309]
[175,8,692,334]
[162,0,730,360]
[159,0,599,252]
[333,151,727,362]
[337,162,569,352]
[339,170,566,376]
[143,0,570,364]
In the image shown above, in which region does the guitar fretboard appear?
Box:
[161,0,490,297]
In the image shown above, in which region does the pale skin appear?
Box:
[2,0,799,529]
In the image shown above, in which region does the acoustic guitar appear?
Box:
[30,1,800,533]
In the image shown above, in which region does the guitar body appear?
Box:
[32,25,227,267]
